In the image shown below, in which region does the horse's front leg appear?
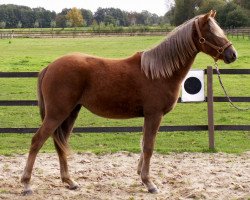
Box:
[139,113,162,193]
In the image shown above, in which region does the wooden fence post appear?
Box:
[207,66,215,149]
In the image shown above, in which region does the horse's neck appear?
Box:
[169,52,198,83]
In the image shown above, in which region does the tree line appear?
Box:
[1,1,249,30]
[166,0,250,28]
[0,4,165,29]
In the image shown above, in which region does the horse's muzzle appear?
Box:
[224,47,237,64]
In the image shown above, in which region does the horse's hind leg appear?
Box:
[139,114,162,194]
[137,142,143,175]
[21,118,62,195]
[53,105,81,190]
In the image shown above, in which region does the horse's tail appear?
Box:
[53,106,82,156]
[37,67,48,121]
[53,125,70,156]
[38,66,71,155]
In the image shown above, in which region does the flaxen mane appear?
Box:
[141,17,198,79]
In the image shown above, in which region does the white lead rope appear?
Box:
[214,62,250,111]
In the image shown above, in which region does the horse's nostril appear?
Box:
[232,52,237,59]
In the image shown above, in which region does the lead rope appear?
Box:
[214,62,250,111]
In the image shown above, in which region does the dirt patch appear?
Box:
[0,152,249,200]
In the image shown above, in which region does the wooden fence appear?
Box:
[225,27,250,39]
[0,27,249,39]
[0,29,169,38]
[0,66,250,149]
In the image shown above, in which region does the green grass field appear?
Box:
[0,36,249,155]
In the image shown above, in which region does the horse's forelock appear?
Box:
[208,18,226,38]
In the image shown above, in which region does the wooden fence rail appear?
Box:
[225,28,250,39]
[0,67,250,149]
[1,28,249,38]
[0,29,170,38]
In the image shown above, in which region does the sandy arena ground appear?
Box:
[0,152,249,200]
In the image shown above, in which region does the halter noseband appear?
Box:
[194,19,232,61]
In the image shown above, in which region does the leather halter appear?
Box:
[194,19,232,61]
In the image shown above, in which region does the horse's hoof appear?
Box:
[69,185,78,190]
[148,187,159,194]
[21,189,33,196]
[68,183,79,190]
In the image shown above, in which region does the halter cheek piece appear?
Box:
[194,19,232,61]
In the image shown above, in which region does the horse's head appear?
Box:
[194,10,237,64]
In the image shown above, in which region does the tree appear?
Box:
[127,12,137,25]
[34,20,39,28]
[50,20,56,29]
[32,7,56,28]
[218,2,238,27]
[164,5,175,25]
[66,7,84,27]
[234,0,250,10]
[94,8,129,26]
[55,14,66,28]
[166,0,249,27]
[17,21,22,28]
[141,10,152,25]
[20,7,35,28]
[80,9,93,26]
[66,20,72,28]
[173,0,198,25]
[0,4,56,28]
[0,21,6,29]
[196,0,226,15]
[93,7,105,24]
[225,7,248,27]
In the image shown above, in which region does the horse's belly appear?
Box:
[83,103,144,119]
[81,95,144,119]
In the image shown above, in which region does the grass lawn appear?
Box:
[0,36,249,155]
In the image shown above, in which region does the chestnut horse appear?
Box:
[21,11,237,195]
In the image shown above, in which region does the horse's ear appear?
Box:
[203,10,212,21]
[211,10,216,18]
[200,10,212,26]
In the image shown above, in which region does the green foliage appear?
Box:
[50,20,56,28]
[80,9,93,26]
[234,0,250,10]
[0,4,56,28]
[225,8,248,28]
[173,0,197,25]
[17,21,22,28]
[94,7,128,26]
[0,4,166,29]
[169,0,250,27]
[0,21,6,29]
[34,20,39,28]
[218,1,238,27]
[66,7,84,27]
[196,0,226,15]
[55,9,69,28]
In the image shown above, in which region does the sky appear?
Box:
[1,0,171,16]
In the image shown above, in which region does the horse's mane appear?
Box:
[141,17,198,79]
